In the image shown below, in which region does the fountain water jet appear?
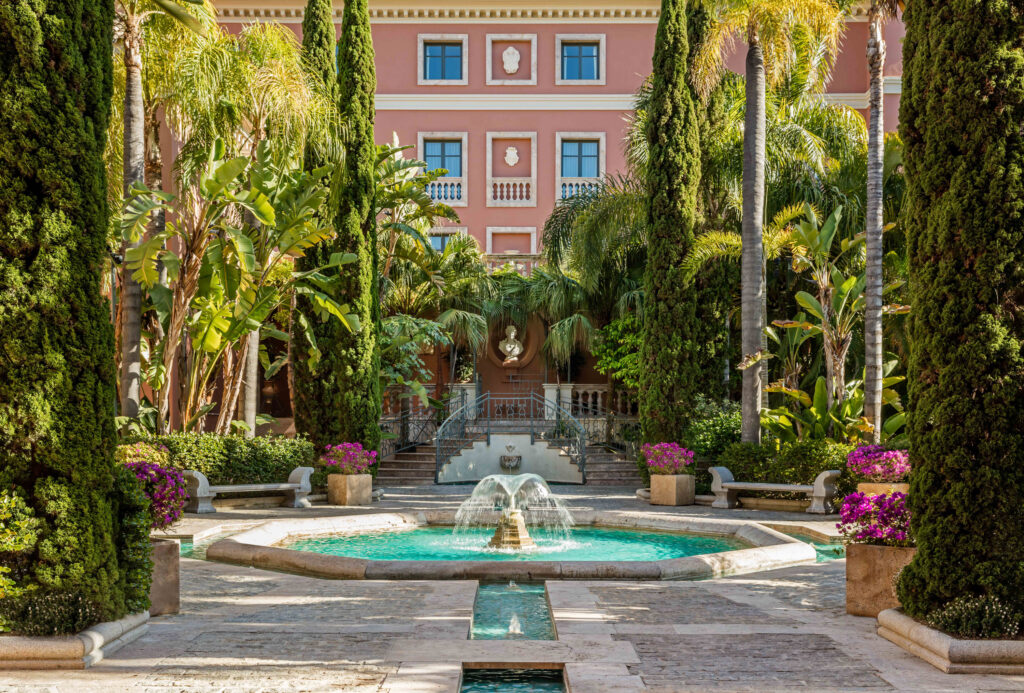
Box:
[454,473,574,550]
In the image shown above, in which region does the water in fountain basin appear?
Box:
[453,473,574,542]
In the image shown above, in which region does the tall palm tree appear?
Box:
[114,0,208,421]
[864,0,902,442]
[693,0,846,442]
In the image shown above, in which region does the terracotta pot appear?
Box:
[149,538,180,616]
[649,474,695,506]
[857,482,911,495]
[328,473,372,506]
[846,543,916,617]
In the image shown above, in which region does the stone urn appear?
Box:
[649,473,695,506]
[857,482,910,495]
[328,473,372,506]
[149,538,180,616]
[845,543,917,617]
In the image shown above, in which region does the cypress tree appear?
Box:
[639,0,703,442]
[0,0,129,618]
[896,0,1024,617]
[303,0,382,452]
[293,0,344,448]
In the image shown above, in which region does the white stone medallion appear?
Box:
[504,146,520,167]
[502,45,521,74]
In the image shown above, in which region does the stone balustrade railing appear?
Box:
[489,177,534,206]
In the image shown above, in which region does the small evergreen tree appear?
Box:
[293,0,344,446]
[640,0,704,443]
[0,0,134,621]
[307,0,382,452]
[896,0,1024,618]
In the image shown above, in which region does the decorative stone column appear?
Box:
[542,383,575,419]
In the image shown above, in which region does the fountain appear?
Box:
[454,473,574,551]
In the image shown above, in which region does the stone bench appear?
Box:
[184,467,314,514]
[708,466,839,514]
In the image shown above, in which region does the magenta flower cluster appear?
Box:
[121,445,187,530]
[642,442,695,475]
[321,443,376,475]
[846,445,910,482]
[837,492,912,546]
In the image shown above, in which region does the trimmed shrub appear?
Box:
[128,434,316,483]
[112,466,152,616]
[680,397,741,459]
[0,592,105,637]
[927,596,1022,640]
[0,0,127,628]
[0,491,41,602]
[897,0,1024,618]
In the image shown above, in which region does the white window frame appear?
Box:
[418,131,469,207]
[486,131,537,208]
[486,227,537,255]
[485,34,538,86]
[418,34,469,86]
[555,131,606,200]
[555,34,607,86]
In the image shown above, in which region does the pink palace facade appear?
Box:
[218,0,904,274]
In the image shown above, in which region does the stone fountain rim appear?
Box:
[204,511,817,581]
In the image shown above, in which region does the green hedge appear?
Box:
[126,434,321,488]
[714,440,855,499]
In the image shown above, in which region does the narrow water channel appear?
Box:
[471,582,555,640]
[460,669,565,692]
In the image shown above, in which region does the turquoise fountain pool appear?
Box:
[472,582,554,640]
[285,526,746,562]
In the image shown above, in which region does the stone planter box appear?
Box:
[149,538,179,616]
[878,608,1024,674]
[0,612,148,669]
[846,543,917,617]
[649,474,695,506]
[328,473,372,506]
[857,482,910,495]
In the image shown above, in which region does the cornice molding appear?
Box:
[215,1,661,23]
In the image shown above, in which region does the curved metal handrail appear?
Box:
[434,392,588,483]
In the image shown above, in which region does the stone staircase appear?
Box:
[375,442,642,488]
[374,445,437,486]
[583,445,644,486]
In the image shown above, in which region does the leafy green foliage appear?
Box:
[680,396,742,459]
[128,433,319,486]
[896,0,1024,618]
[112,466,152,616]
[0,592,106,637]
[927,596,1022,640]
[718,440,855,498]
[0,491,40,603]
[294,0,382,451]
[640,0,703,443]
[0,0,138,628]
[593,314,644,390]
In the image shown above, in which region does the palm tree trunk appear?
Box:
[740,31,767,444]
[241,330,260,437]
[864,4,887,443]
[119,17,145,420]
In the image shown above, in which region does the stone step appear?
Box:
[391,452,435,462]
[375,470,435,480]
[586,471,644,481]
[377,464,436,473]
[375,478,436,487]
[586,479,643,486]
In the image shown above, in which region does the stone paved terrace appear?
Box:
[3,486,1024,692]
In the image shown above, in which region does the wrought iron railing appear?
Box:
[434,392,587,483]
[378,389,464,461]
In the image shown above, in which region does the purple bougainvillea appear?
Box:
[118,444,187,530]
[642,442,695,475]
[846,445,910,483]
[837,492,912,546]
[321,443,376,475]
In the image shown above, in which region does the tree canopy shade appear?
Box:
[295,0,383,452]
[639,0,703,443]
[0,0,147,622]
[896,0,1024,618]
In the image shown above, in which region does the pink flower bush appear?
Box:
[117,443,187,530]
[642,442,695,475]
[836,492,912,546]
[321,443,376,475]
[846,445,910,483]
